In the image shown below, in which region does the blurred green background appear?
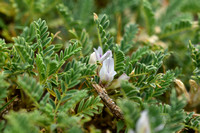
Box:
[1,0,200,88]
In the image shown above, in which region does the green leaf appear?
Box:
[117,120,124,133]
[43,45,55,57]
[94,14,114,51]
[55,89,61,101]
[121,81,140,101]
[49,98,56,110]
[117,100,140,129]
[63,42,82,60]
[160,20,192,38]
[47,60,58,76]
[17,74,43,106]
[130,46,149,64]
[114,47,125,73]
[4,111,40,133]
[61,80,66,93]
[65,68,81,89]
[70,29,93,56]
[64,61,83,89]
[142,0,155,35]
[120,24,138,53]
[61,90,88,112]
[152,70,175,97]
[0,74,9,107]
[34,18,52,52]
[14,37,34,65]
[0,96,17,113]
[36,54,46,83]
[77,96,103,117]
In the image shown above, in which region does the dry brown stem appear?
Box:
[92,83,123,119]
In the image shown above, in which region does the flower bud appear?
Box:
[118,73,130,81]
[108,73,130,89]
[89,52,97,64]
[93,13,98,21]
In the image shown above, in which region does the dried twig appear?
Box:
[92,83,124,119]
[53,31,62,40]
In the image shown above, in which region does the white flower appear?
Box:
[136,110,151,133]
[99,57,117,84]
[94,46,112,63]
[89,52,96,64]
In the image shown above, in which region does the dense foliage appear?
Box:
[0,0,200,132]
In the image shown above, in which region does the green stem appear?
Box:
[159,26,198,39]
[97,26,103,49]
[54,85,68,122]
[54,98,61,116]
[54,97,62,123]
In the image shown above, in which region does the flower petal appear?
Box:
[107,57,115,73]
[94,48,101,61]
[97,46,103,57]
[99,62,108,83]
[99,50,112,62]
[109,71,116,83]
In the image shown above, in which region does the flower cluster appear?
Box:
[89,46,129,86]
[89,46,116,85]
